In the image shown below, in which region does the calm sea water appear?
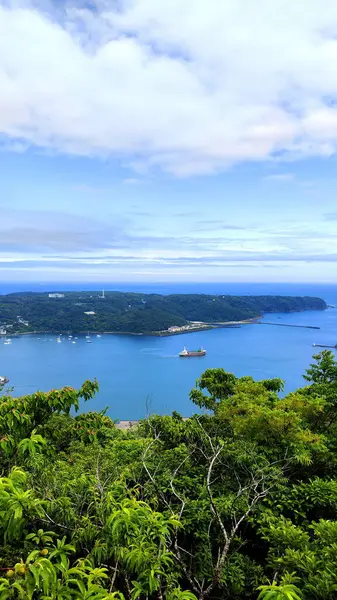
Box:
[1,282,336,420]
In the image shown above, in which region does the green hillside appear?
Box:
[0,291,326,334]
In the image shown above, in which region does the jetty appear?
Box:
[260,322,320,330]
[312,343,337,349]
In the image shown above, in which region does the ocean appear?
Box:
[0,282,336,420]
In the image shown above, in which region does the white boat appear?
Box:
[96,334,102,338]
[4,338,12,345]
[86,339,92,343]
[85,333,91,339]
[57,337,62,343]
[72,340,77,344]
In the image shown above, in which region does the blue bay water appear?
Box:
[0,282,337,420]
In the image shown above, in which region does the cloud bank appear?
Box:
[2,207,337,270]
[2,0,337,175]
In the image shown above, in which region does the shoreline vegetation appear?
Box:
[0,291,326,336]
[0,317,260,337]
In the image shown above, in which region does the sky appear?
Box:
[1,0,337,284]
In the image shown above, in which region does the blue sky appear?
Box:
[1,0,337,283]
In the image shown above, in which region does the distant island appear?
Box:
[0,291,327,336]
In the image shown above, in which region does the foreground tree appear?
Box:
[1,351,337,598]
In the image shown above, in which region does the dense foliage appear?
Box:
[0,291,326,334]
[1,353,337,598]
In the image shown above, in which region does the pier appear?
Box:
[312,344,337,349]
[260,322,320,330]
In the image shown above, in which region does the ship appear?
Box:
[179,346,206,357]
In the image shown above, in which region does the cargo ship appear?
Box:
[179,346,206,357]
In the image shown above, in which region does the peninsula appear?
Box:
[0,291,327,335]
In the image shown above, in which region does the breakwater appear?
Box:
[260,322,320,330]
[312,344,337,349]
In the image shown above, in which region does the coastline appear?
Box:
[1,306,327,339]
[115,418,189,430]
[2,317,261,338]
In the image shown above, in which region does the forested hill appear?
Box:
[0,291,326,334]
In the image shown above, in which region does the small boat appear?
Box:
[86,339,92,344]
[179,346,206,357]
[85,334,91,339]
[4,337,12,345]
[0,376,9,385]
[72,340,77,344]
[96,334,102,338]
[57,337,62,343]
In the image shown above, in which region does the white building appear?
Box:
[48,293,65,298]
[17,317,29,326]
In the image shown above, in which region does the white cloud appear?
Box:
[122,177,145,185]
[2,1,337,175]
[264,173,295,182]
[71,184,105,193]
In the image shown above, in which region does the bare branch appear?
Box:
[206,445,229,544]
[173,538,202,595]
[169,454,191,518]
[40,508,72,531]
[109,560,119,593]
[195,417,215,454]
[142,436,176,517]
[96,454,104,497]
[202,448,282,598]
